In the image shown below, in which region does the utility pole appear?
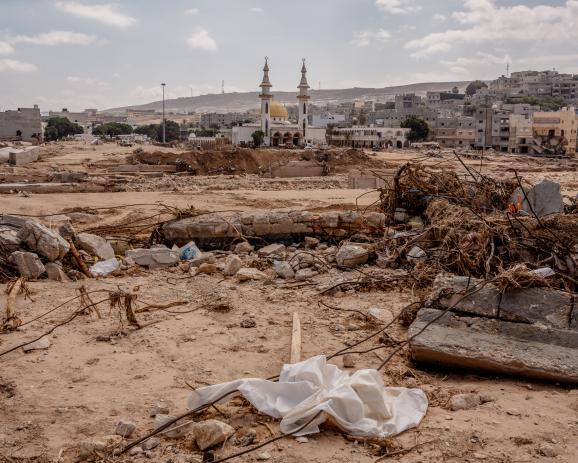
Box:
[161,82,166,144]
[221,80,225,95]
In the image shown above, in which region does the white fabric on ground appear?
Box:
[187,355,428,437]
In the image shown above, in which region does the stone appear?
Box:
[304,237,320,249]
[76,233,115,260]
[149,401,170,417]
[9,251,45,279]
[78,436,123,458]
[537,443,558,458]
[115,419,136,438]
[58,223,76,241]
[198,263,217,274]
[234,241,254,254]
[154,414,192,439]
[22,336,51,352]
[189,253,217,268]
[223,254,242,276]
[365,212,385,228]
[240,319,257,328]
[343,354,356,368]
[511,179,563,218]
[236,268,268,282]
[295,268,317,281]
[274,261,295,279]
[336,244,369,267]
[126,248,179,269]
[18,220,69,261]
[256,452,271,461]
[296,436,309,443]
[0,229,20,255]
[128,446,143,455]
[407,246,426,262]
[257,243,286,257]
[192,419,235,450]
[367,307,394,325]
[506,408,521,416]
[449,393,484,411]
[141,437,160,451]
[45,262,69,281]
[238,429,257,447]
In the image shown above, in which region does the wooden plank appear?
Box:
[290,312,301,364]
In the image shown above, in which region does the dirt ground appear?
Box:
[0,142,577,462]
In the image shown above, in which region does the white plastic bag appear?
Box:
[188,356,427,437]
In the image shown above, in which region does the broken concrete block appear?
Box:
[22,336,51,352]
[8,146,39,166]
[257,243,286,257]
[18,220,69,261]
[76,233,115,260]
[45,262,69,281]
[115,420,136,438]
[336,244,369,267]
[274,261,295,279]
[511,179,563,217]
[9,251,45,279]
[126,248,179,269]
[223,254,242,276]
[192,419,235,450]
[236,268,268,282]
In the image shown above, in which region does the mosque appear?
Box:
[232,59,327,147]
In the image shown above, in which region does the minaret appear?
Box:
[259,57,273,146]
[297,59,310,143]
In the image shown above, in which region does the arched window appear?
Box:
[303,103,307,114]
[265,103,269,113]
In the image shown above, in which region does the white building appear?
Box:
[328,127,410,149]
[312,111,346,128]
[232,59,326,147]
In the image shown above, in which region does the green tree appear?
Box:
[504,95,566,111]
[251,130,265,147]
[44,116,84,141]
[133,120,180,143]
[465,80,488,96]
[92,122,133,137]
[401,116,430,142]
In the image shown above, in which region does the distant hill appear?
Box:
[105,81,470,114]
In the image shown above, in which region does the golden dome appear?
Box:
[270,101,288,118]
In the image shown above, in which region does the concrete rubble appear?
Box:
[511,179,564,217]
[9,251,45,279]
[76,233,115,260]
[18,220,69,261]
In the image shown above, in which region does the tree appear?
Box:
[92,122,133,137]
[400,116,430,142]
[251,130,265,147]
[465,80,488,96]
[504,95,566,111]
[133,120,180,142]
[44,116,84,141]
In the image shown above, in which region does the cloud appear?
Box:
[11,30,97,46]
[0,41,15,54]
[67,76,107,86]
[185,8,199,15]
[433,13,446,22]
[54,1,136,28]
[406,0,578,57]
[441,52,510,68]
[375,0,421,15]
[351,29,391,47]
[187,28,217,51]
[0,58,37,73]
[250,7,264,13]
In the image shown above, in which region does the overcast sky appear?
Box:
[1,0,578,111]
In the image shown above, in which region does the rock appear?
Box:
[115,419,136,438]
[45,262,69,281]
[141,437,160,451]
[126,248,179,269]
[407,246,426,262]
[240,319,256,328]
[343,354,356,368]
[274,261,295,279]
[537,443,558,458]
[295,268,317,281]
[198,263,217,274]
[367,307,394,325]
[256,452,271,461]
[336,244,369,267]
[78,436,123,459]
[257,243,286,257]
[238,429,257,447]
[449,393,484,411]
[90,258,120,277]
[189,253,217,268]
[149,401,170,417]
[9,251,45,279]
[58,223,76,241]
[234,241,254,254]
[76,233,115,260]
[108,239,131,256]
[128,446,143,456]
[0,229,20,255]
[18,220,69,261]
[506,408,521,416]
[236,268,268,282]
[223,254,242,276]
[22,336,50,352]
[296,436,309,443]
[154,414,191,439]
[511,179,563,218]
[304,237,320,249]
[67,269,85,281]
[394,208,408,223]
[365,212,385,228]
[192,419,235,450]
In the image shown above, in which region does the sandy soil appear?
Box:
[0,142,577,462]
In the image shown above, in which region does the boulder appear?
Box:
[192,420,235,451]
[336,244,369,267]
[18,220,69,261]
[76,233,115,260]
[0,229,20,255]
[223,254,242,276]
[9,251,45,279]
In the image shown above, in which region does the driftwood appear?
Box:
[2,277,24,332]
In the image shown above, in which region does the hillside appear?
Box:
[106,81,470,114]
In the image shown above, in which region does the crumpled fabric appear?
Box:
[187,355,428,437]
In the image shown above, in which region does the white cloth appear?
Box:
[187,355,428,437]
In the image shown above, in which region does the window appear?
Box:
[265,103,269,113]
[303,103,307,114]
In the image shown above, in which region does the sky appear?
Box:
[1,0,578,111]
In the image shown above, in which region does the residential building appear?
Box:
[200,112,245,128]
[395,94,422,110]
[0,105,43,142]
[327,127,410,149]
[435,117,475,148]
[311,111,346,128]
[532,107,577,156]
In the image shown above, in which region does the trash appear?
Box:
[9,251,45,279]
[274,261,295,279]
[192,419,235,450]
[17,220,69,261]
[223,254,242,276]
[180,241,202,261]
[22,336,51,352]
[76,233,115,260]
[335,244,369,267]
[529,267,555,278]
[187,356,427,438]
[90,258,120,277]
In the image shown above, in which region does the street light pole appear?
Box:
[161,82,166,144]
